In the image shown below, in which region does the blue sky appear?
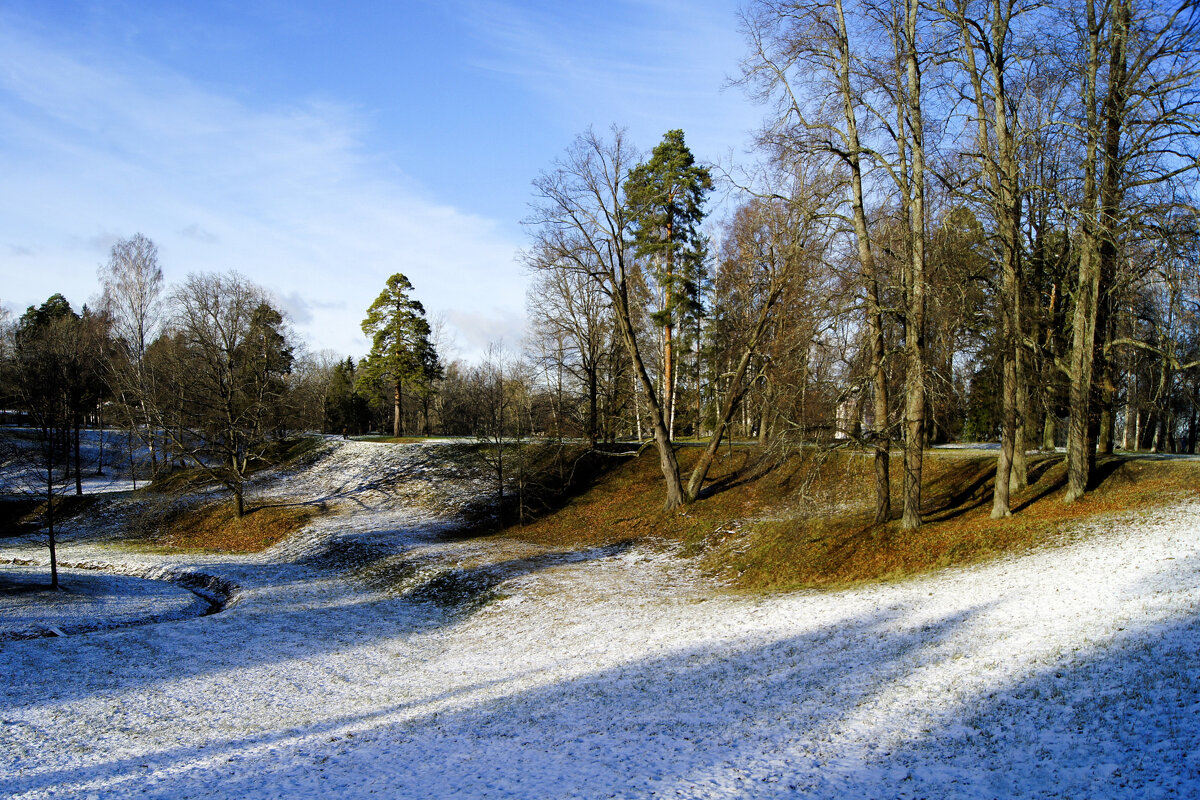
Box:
[0,0,760,361]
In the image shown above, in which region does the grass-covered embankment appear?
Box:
[135,500,322,553]
[505,445,1200,593]
[115,436,330,553]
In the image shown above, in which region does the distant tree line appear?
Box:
[0,237,327,523]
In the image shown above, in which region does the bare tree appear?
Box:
[99,233,165,477]
[157,272,294,517]
[686,166,838,499]
[738,0,940,524]
[525,241,615,446]
[529,127,689,509]
[944,0,1043,516]
[1062,0,1200,501]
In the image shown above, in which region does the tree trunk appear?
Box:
[992,345,1017,518]
[685,289,782,499]
[46,456,59,591]
[1065,0,1109,503]
[632,370,643,442]
[587,369,599,447]
[758,389,772,447]
[393,380,403,438]
[1065,241,1101,502]
[835,0,890,523]
[1010,366,1028,492]
[614,282,685,509]
[96,407,105,476]
[900,0,928,530]
[73,416,83,496]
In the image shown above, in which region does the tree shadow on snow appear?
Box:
[0,535,633,710]
[2,602,989,799]
[883,609,1200,798]
[16,599,1198,800]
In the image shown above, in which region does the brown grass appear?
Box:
[505,445,1200,593]
[148,437,326,494]
[146,501,322,553]
[511,447,790,550]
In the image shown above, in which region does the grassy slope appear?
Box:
[136,501,320,553]
[506,446,1200,593]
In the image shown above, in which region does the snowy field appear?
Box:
[1,440,1198,799]
[0,427,155,495]
[0,566,214,640]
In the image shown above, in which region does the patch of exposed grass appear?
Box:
[510,447,777,550]
[502,444,1200,593]
[143,501,323,553]
[355,435,470,444]
[720,454,1200,591]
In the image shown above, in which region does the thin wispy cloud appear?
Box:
[454,0,755,144]
[0,15,525,360]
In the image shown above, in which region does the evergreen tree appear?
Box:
[360,274,442,437]
[624,129,712,438]
[324,357,369,435]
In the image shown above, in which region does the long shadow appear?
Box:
[925,454,1065,522]
[0,603,985,799]
[0,530,635,712]
[360,542,635,617]
[921,461,996,522]
[21,600,1191,800]
[886,608,1200,798]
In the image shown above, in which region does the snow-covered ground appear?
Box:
[0,427,154,495]
[0,566,214,640]
[1,440,1198,799]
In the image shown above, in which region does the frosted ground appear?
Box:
[1,440,1198,799]
[0,428,154,495]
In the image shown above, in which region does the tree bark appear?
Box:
[614,281,685,509]
[835,0,890,523]
[900,0,928,530]
[393,380,403,438]
[1065,0,1107,503]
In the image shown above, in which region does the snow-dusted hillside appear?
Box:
[1,439,1198,799]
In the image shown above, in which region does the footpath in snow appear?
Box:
[1,439,1198,799]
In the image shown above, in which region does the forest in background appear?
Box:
[3,0,1199,537]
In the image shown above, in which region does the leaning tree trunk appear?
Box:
[835,0,891,524]
[613,283,685,509]
[685,283,784,499]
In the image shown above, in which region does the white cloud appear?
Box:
[444,307,527,357]
[0,17,527,361]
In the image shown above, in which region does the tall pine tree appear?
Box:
[624,130,712,438]
[361,274,442,437]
